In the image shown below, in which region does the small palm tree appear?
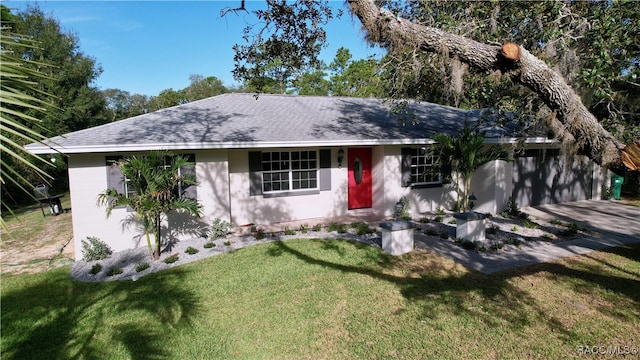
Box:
[433,126,509,212]
[98,151,203,260]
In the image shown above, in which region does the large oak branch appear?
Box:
[348,0,627,171]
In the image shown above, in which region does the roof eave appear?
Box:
[24,137,556,155]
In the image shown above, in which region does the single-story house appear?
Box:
[26,93,607,259]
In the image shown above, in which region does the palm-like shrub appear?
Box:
[97,151,203,260]
[433,126,509,212]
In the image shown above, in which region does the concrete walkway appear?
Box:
[415,200,640,274]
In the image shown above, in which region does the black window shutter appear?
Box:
[319,149,331,191]
[180,154,197,199]
[106,157,125,194]
[248,151,263,196]
[401,148,412,187]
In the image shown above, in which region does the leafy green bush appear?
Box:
[255,228,266,240]
[490,243,504,250]
[89,263,102,275]
[185,246,199,255]
[505,237,522,246]
[551,219,563,226]
[434,216,444,223]
[424,229,438,236]
[419,217,430,223]
[223,241,232,246]
[439,231,449,239]
[106,267,123,276]
[354,223,374,236]
[299,224,309,234]
[559,222,579,236]
[327,223,338,232]
[436,207,446,216]
[164,255,179,264]
[487,224,499,234]
[81,236,112,261]
[283,227,296,235]
[507,196,520,216]
[312,224,322,232]
[203,242,216,249]
[136,263,150,272]
[522,219,538,229]
[511,226,518,232]
[461,240,477,250]
[448,219,457,225]
[210,218,233,239]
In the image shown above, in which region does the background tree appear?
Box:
[0,5,57,215]
[329,47,383,97]
[2,4,109,206]
[97,152,202,260]
[183,74,228,101]
[229,0,639,172]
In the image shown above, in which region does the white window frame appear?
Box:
[410,147,442,186]
[261,150,319,194]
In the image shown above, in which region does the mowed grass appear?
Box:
[2,239,639,359]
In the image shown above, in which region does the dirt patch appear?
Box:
[1,210,75,275]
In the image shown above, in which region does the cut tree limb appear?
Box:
[347,0,627,171]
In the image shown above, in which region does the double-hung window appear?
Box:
[106,154,196,199]
[401,147,442,187]
[261,150,318,193]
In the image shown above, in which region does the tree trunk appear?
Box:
[347,0,627,172]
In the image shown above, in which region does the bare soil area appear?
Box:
[1,206,74,276]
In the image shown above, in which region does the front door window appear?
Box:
[353,157,362,184]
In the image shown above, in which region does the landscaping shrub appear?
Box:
[327,223,339,232]
[355,223,375,236]
[81,236,112,261]
[448,219,457,225]
[419,217,430,223]
[490,242,504,251]
[425,228,438,236]
[434,216,444,223]
[88,263,102,275]
[439,231,449,239]
[185,246,199,255]
[487,224,499,234]
[461,240,477,250]
[210,218,233,239]
[523,219,538,229]
[299,224,309,234]
[337,224,348,234]
[255,228,266,240]
[164,255,179,264]
[283,227,296,236]
[106,266,123,276]
[203,242,216,248]
[505,237,522,246]
[136,263,150,272]
[560,222,579,236]
[311,224,322,232]
[223,241,232,246]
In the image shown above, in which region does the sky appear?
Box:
[6,0,384,97]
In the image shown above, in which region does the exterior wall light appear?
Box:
[469,193,477,210]
[337,148,345,168]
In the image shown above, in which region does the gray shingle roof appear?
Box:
[26,93,535,154]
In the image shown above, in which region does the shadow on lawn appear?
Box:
[1,268,199,360]
[269,239,640,341]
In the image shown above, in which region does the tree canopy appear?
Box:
[229,0,640,172]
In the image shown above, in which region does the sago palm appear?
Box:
[98,151,202,260]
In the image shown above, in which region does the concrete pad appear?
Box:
[415,200,640,274]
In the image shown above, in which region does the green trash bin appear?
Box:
[611,173,624,200]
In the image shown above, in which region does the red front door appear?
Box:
[348,148,372,209]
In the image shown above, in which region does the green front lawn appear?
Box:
[2,239,639,359]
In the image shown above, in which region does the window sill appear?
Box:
[410,183,443,189]
[262,189,320,198]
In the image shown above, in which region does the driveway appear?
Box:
[414,200,640,274]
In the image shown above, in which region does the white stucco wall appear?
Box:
[68,150,232,259]
[68,154,141,258]
[470,160,513,214]
[228,148,352,225]
[381,146,457,218]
